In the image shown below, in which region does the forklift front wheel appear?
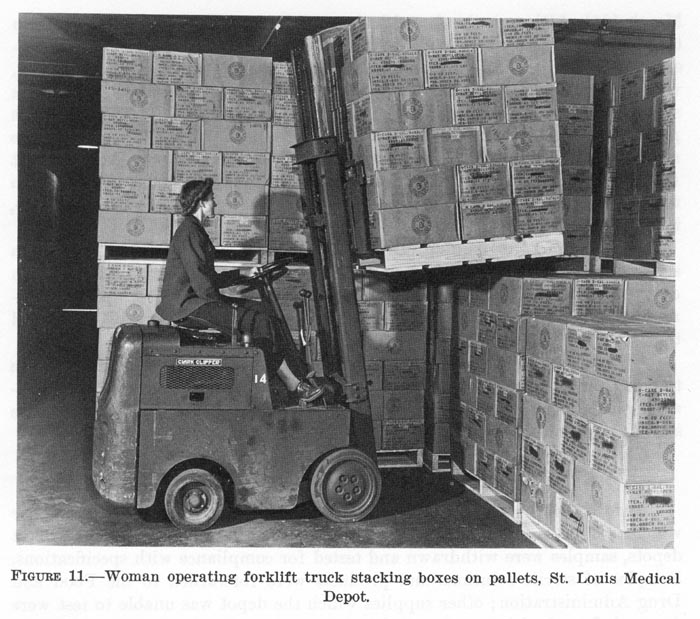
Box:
[164,468,225,531]
[310,449,381,523]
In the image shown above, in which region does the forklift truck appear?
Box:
[92,40,382,531]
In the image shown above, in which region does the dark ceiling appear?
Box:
[17,14,675,150]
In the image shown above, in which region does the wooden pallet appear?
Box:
[520,510,572,549]
[451,463,522,524]
[423,450,452,473]
[377,449,424,469]
[98,243,267,266]
[612,259,675,278]
[366,232,564,272]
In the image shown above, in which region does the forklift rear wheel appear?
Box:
[164,468,225,531]
[310,449,381,523]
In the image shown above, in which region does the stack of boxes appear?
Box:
[97,48,276,393]
[340,18,564,252]
[556,74,595,255]
[593,57,675,262]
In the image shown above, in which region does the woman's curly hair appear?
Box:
[179,177,214,216]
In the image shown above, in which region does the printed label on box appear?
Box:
[424,48,478,89]
[558,498,589,547]
[175,86,223,119]
[476,377,496,415]
[222,153,271,185]
[573,278,624,316]
[562,412,590,463]
[367,51,425,93]
[272,93,299,126]
[372,129,430,170]
[469,341,488,376]
[566,325,596,373]
[522,278,572,316]
[100,179,150,212]
[220,215,268,248]
[553,365,580,413]
[549,449,574,498]
[427,126,482,165]
[457,162,511,202]
[501,19,555,46]
[496,385,521,427]
[459,200,515,240]
[97,263,147,296]
[514,195,564,235]
[453,86,506,125]
[153,51,202,85]
[477,310,498,346]
[526,356,552,403]
[497,315,526,353]
[224,88,272,121]
[172,150,222,182]
[152,117,201,150]
[511,158,562,197]
[522,436,547,480]
[558,104,594,135]
[102,47,153,83]
[505,85,558,123]
[101,114,152,149]
[149,181,183,213]
[449,18,502,47]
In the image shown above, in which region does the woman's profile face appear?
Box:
[200,192,216,219]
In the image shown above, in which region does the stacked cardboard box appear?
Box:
[556,74,595,255]
[523,313,674,548]
[592,57,675,261]
[340,18,563,251]
[269,62,310,252]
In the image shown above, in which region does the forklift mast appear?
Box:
[291,38,376,459]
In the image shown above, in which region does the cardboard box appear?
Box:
[510,158,562,198]
[149,181,182,213]
[526,356,552,403]
[357,301,384,331]
[97,210,171,245]
[488,347,525,391]
[383,301,428,331]
[475,445,496,486]
[465,406,487,445]
[562,411,590,464]
[490,276,572,317]
[97,295,161,328]
[638,193,675,227]
[272,124,300,156]
[566,322,597,374]
[101,113,152,149]
[202,54,273,89]
[99,146,172,181]
[458,369,478,408]
[100,179,150,212]
[591,423,674,483]
[369,203,459,248]
[556,74,595,105]
[560,134,592,166]
[615,133,642,164]
[381,420,425,451]
[174,85,224,119]
[514,195,564,234]
[521,473,557,530]
[548,448,574,499]
[480,46,555,86]
[501,19,554,46]
[457,162,511,202]
[616,98,655,135]
[201,120,271,153]
[350,17,449,57]
[269,189,303,219]
[151,117,201,150]
[153,51,202,85]
[642,127,674,161]
[468,340,488,377]
[497,315,527,354]
[523,394,564,449]
[553,364,581,413]
[595,329,675,385]
[557,104,594,135]
[476,377,496,415]
[172,150,222,182]
[588,514,674,549]
[423,48,478,89]
[223,88,272,122]
[494,455,520,500]
[222,152,271,185]
[619,68,645,104]
[427,126,482,165]
[459,200,514,241]
[482,121,560,162]
[477,309,498,346]
[147,264,166,297]
[270,156,301,189]
[262,218,305,251]
[382,390,425,421]
[522,435,548,482]
[624,277,675,322]
[220,215,267,248]
[495,385,522,428]
[561,167,592,195]
[360,272,427,302]
[505,84,558,123]
[355,129,430,172]
[215,184,269,216]
[452,86,506,125]
[571,277,624,316]
[97,263,147,297]
[574,463,674,532]
[102,47,153,83]
[272,93,299,126]
[362,330,427,361]
[563,228,592,256]
[383,362,426,391]
[557,496,590,548]
[485,417,520,463]
[448,18,502,47]
[173,214,221,246]
[366,166,457,209]
[273,61,295,95]
[526,316,567,366]
[342,50,425,103]
[644,57,675,99]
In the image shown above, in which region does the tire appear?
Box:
[164,468,225,531]
[310,449,382,523]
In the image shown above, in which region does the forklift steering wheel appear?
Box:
[244,257,295,285]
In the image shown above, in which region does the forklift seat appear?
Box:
[174,317,231,344]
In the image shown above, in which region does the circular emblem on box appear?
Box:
[509,55,530,77]
[130,88,149,108]
[228,61,246,81]
[536,405,547,429]
[669,349,675,371]
[498,284,509,304]
[229,125,247,144]
[126,218,145,237]
[411,214,432,236]
[539,327,551,351]
[409,174,429,197]
[227,190,242,208]
[654,288,672,308]
[663,444,675,470]
[400,18,419,41]
[127,155,146,173]
[495,428,504,448]
[402,97,424,120]
[513,130,532,152]
[591,481,603,502]
[597,387,612,414]
[534,488,545,512]
[387,338,400,354]
[126,303,144,322]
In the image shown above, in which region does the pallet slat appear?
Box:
[520,510,571,549]
[377,449,424,469]
[423,450,451,473]
[451,462,521,524]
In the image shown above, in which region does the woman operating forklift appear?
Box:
[156,177,324,405]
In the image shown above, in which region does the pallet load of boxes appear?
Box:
[94,18,675,548]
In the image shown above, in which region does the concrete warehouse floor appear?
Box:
[16,316,534,548]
